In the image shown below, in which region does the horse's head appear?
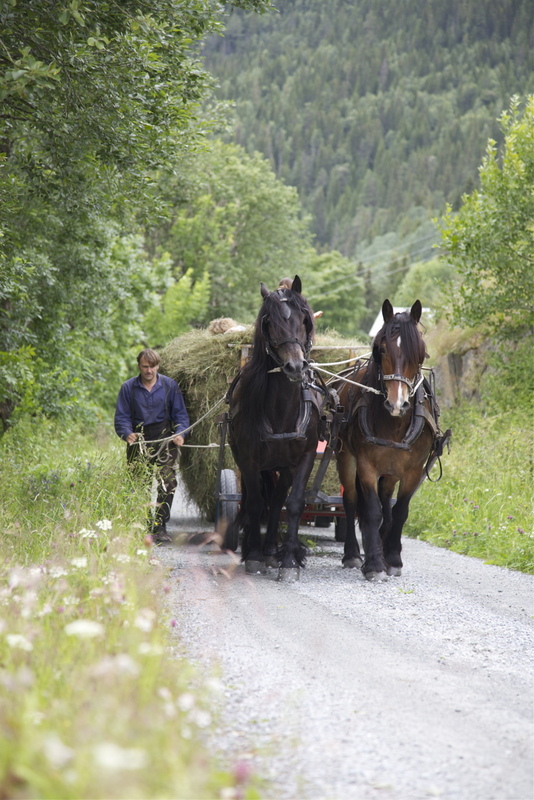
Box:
[372,299,427,417]
[257,275,315,382]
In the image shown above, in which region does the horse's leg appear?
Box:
[240,471,267,574]
[278,451,315,582]
[357,466,388,581]
[264,469,292,568]
[383,468,421,577]
[378,476,398,573]
[337,449,363,569]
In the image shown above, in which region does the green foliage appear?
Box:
[393,257,456,308]
[143,268,211,348]
[0,418,262,798]
[303,250,367,337]
[151,140,314,322]
[440,95,534,339]
[407,405,533,573]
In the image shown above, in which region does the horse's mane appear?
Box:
[366,310,427,387]
[233,287,315,437]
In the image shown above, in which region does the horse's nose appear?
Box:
[283,360,304,382]
[384,398,411,417]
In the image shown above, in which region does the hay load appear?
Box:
[160,325,369,519]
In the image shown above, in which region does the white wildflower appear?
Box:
[136,549,148,556]
[91,654,140,678]
[70,557,87,568]
[93,742,148,771]
[177,692,195,712]
[80,529,98,539]
[190,709,211,728]
[134,608,156,633]
[96,519,112,531]
[49,566,68,578]
[64,620,104,638]
[6,633,33,651]
[43,735,74,769]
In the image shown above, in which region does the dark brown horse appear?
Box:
[225,276,322,581]
[335,300,450,581]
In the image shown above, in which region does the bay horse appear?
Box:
[335,299,451,581]
[225,276,322,581]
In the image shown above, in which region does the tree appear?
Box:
[439,95,534,338]
[155,140,314,322]
[0,0,271,424]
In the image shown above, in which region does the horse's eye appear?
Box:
[380,345,386,355]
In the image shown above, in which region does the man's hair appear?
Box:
[137,348,160,367]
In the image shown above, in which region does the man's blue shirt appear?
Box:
[114,374,189,441]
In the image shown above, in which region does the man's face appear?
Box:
[139,359,159,383]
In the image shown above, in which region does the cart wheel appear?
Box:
[217,469,239,551]
[335,516,347,542]
[314,516,333,528]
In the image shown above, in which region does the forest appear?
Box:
[1,0,532,424]
[203,0,534,256]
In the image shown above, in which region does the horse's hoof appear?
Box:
[277,567,300,583]
[343,557,363,569]
[364,570,388,582]
[387,565,402,577]
[264,555,279,569]
[245,560,267,575]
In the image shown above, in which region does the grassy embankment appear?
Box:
[0,418,259,800]
[0,385,531,798]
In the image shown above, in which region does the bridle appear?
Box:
[379,368,425,398]
[261,292,313,369]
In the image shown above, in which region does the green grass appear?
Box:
[406,405,534,572]
[0,417,261,799]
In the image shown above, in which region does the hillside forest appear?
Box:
[0,0,533,425]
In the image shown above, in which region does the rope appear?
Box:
[129,395,227,449]
[312,364,383,395]
[310,353,371,367]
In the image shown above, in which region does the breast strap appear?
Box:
[353,381,439,451]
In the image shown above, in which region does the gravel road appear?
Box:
[154,491,533,800]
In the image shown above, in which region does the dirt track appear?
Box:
[154,494,533,800]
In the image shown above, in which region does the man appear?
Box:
[114,349,190,543]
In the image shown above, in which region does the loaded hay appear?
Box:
[160,326,369,519]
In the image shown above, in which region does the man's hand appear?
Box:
[173,434,185,447]
[126,432,139,445]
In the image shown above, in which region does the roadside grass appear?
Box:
[406,405,534,573]
[0,417,259,800]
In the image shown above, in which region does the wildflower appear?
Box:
[6,633,33,651]
[49,566,68,578]
[80,529,98,539]
[507,515,514,520]
[91,654,140,678]
[70,557,87,568]
[134,609,156,633]
[96,519,112,531]
[93,742,147,771]
[64,620,104,638]
[170,618,177,628]
[136,549,148,556]
[43,735,74,769]
[178,692,195,711]
[190,709,211,728]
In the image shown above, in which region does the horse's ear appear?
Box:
[292,275,302,294]
[410,300,422,323]
[260,282,269,299]
[382,299,394,322]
